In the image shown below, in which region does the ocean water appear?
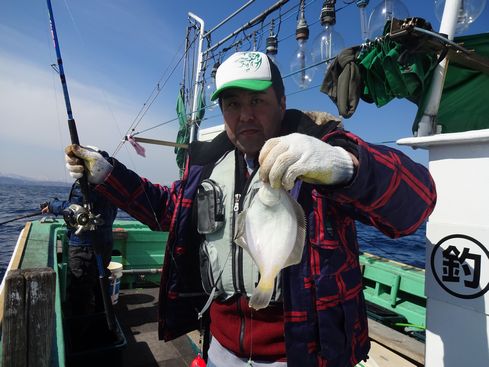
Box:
[0,182,426,282]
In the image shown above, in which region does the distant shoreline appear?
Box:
[0,175,71,187]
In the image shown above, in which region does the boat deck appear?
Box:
[110,287,423,367]
[115,287,198,367]
[1,221,424,367]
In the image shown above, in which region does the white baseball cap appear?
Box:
[211,51,283,101]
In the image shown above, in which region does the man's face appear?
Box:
[220,87,285,158]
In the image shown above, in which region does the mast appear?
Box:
[415,0,463,136]
[188,12,205,144]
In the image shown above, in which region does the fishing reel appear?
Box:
[62,203,104,235]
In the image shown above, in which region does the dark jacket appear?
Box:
[96,109,436,366]
[49,180,118,246]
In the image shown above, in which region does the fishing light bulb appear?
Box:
[367,0,409,39]
[290,39,315,89]
[434,0,487,34]
[289,0,315,89]
[266,19,280,68]
[266,35,278,58]
[205,85,217,112]
[205,62,220,112]
[356,0,370,41]
[310,1,345,78]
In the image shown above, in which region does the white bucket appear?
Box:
[107,261,123,305]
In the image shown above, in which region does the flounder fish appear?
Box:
[235,182,306,310]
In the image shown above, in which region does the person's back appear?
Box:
[44,179,118,315]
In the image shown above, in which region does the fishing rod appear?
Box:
[0,212,42,226]
[46,0,116,331]
[0,202,49,226]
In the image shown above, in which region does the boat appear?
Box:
[1,1,489,366]
[0,217,426,367]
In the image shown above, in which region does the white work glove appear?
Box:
[64,144,113,184]
[259,133,355,190]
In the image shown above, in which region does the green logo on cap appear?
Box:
[235,52,262,72]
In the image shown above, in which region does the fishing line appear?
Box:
[113,25,201,157]
[58,0,126,162]
[61,0,86,49]
[114,21,199,156]
[49,64,71,183]
[248,260,255,366]
[0,211,43,226]
[43,11,70,184]
[113,40,189,156]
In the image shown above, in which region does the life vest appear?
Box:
[196,150,282,303]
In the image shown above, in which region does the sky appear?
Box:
[1,0,488,185]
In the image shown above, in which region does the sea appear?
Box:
[0,182,426,283]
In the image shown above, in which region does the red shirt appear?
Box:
[210,295,286,362]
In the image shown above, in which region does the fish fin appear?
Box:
[283,196,307,268]
[234,209,248,250]
[249,278,274,310]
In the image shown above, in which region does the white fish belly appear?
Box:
[244,198,298,274]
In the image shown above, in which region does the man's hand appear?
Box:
[65,144,113,184]
[41,204,50,214]
[259,133,356,190]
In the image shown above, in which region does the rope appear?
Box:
[113,32,198,157]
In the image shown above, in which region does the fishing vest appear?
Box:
[196,150,282,303]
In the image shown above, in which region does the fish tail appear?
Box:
[249,278,274,310]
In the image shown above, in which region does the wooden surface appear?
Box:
[0,222,31,323]
[364,340,420,367]
[1,270,26,367]
[25,268,56,367]
[2,268,56,367]
[368,318,424,366]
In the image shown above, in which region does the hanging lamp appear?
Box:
[434,0,487,34]
[266,19,280,67]
[310,0,345,78]
[290,0,315,89]
[367,0,409,39]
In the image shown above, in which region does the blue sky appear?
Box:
[1,1,488,184]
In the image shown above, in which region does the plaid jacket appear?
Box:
[96,109,436,366]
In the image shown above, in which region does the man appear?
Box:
[64,51,436,366]
[43,176,118,316]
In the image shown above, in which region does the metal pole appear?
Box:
[203,0,257,38]
[204,0,289,56]
[188,12,205,143]
[415,0,463,136]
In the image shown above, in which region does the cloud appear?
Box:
[0,50,180,184]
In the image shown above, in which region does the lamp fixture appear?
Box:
[367,0,409,39]
[310,0,345,78]
[434,0,487,34]
[290,0,315,89]
[205,62,220,112]
[356,0,370,41]
[266,19,280,67]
